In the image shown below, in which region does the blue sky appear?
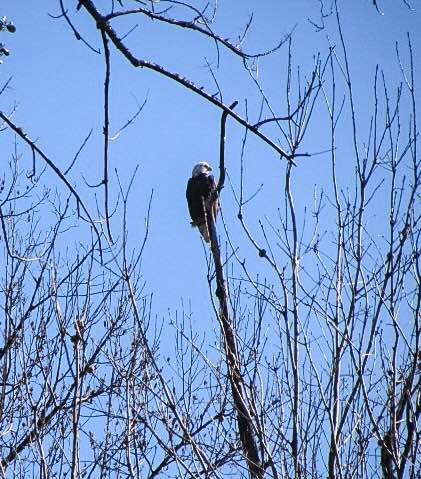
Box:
[1,0,420,333]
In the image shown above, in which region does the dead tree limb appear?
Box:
[208,102,263,479]
[77,0,293,163]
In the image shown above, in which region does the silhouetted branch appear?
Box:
[217,100,238,193]
[0,111,103,256]
[77,0,292,161]
[64,128,93,175]
[101,29,113,243]
[206,105,263,479]
[104,7,288,60]
[56,0,101,53]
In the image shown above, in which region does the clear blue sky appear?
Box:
[1,1,419,333]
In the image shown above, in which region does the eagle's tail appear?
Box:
[198,222,210,243]
[191,221,210,243]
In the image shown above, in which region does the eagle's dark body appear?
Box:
[186,167,218,243]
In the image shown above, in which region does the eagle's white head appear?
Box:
[192,162,213,177]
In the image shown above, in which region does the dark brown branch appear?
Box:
[206,106,263,479]
[57,0,101,53]
[101,29,113,243]
[104,7,286,60]
[217,101,238,193]
[208,217,263,478]
[77,0,292,162]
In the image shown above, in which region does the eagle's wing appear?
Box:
[186,177,205,226]
[186,174,218,243]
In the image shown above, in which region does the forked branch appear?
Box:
[77,0,293,162]
[0,111,103,256]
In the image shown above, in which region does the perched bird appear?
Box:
[186,162,219,243]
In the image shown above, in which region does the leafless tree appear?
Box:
[0,1,419,478]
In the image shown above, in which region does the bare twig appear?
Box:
[64,128,93,175]
[0,111,103,256]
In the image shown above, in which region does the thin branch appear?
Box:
[109,95,147,141]
[217,101,238,193]
[0,76,12,97]
[0,111,103,257]
[56,0,101,53]
[64,128,93,175]
[101,29,113,243]
[104,6,287,60]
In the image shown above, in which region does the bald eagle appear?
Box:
[186,162,218,243]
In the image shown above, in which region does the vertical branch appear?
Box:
[284,35,300,479]
[101,29,113,243]
[216,101,238,193]
[210,101,263,479]
[284,162,300,479]
[71,321,83,479]
[326,48,343,479]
